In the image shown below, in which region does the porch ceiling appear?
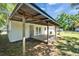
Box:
[10,3,59,26]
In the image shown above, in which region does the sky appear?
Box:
[35,3,79,19]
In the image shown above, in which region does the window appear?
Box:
[39,27,41,34]
[36,27,38,35]
[36,27,41,35]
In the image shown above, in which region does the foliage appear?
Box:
[0,4,16,27]
[57,12,79,31]
[57,4,79,31]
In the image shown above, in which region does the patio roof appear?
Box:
[9,3,59,26]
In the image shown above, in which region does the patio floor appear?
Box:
[32,35,56,43]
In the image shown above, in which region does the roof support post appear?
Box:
[47,21,49,44]
[57,27,60,35]
[22,16,26,56]
[7,14,9,33]
[55,26,57,40]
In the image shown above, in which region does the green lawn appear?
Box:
[60,31,79,38]
[0,31,79,56]
[53,31,79,56]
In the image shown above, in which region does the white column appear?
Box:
[55,26,57,39]
[7,14,9,33]
[22,17,26,56]
[47,22,49,44]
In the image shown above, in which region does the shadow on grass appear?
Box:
[0,34,23,56]
[0,34,55,56]
[55,36,79,55]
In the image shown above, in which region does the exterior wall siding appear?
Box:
[8,20,56,42]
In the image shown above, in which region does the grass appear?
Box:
[53,31,79,56]
[0,31,79,56]
[60,31,79,38]
[0,35,22,56]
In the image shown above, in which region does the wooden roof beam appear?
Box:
[25,18,48,22]
[39,18,48,20]
[31,13,41,17]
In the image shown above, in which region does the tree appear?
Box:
[0,4,16,27]
[57,12,78,31]
[57,12,70,30]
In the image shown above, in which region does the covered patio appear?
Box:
[33,35,55,43]
[9,3,59,55]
